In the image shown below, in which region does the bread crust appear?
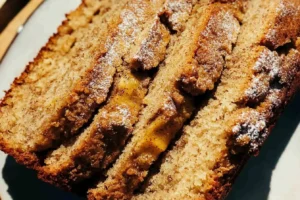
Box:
[209,46,300,200]
[0,0,123,168]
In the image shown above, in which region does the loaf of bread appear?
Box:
[0,0,299,200]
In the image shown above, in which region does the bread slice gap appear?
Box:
[38,0,171,191]
[88,1,242,199]
[0,0,130,168]
[133,0,300,199]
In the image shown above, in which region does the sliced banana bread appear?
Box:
[0,0,127,168]
[134,0,300,199]
[0,0,299,199]
[88,1,242,199]
[38,0,170,190]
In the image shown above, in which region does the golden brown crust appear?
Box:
[0,2,87,168]
[0,0,117,166]
[0,139,40,169]
[204,154,250,200]
[210,44,300,200]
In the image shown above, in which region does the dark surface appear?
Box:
[227,93,300,200]
[2,94,299,200]
[2,156,82,200]
[0,0,29,33]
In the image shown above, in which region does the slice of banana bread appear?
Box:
[88,1,242,199]
[134,0,300,199]
[0,0,128,168]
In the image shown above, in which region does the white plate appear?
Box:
[0,0,299,199]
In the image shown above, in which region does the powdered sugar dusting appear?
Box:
[181,8,240,95]
[233,87,285,153]
[116,105,131,126]
[103,7,140,66]
[252,49,280,78]
[245,49,280,101]
[245,75,269,101]
[266,88,282,107]
[265,0,300,48]
[203,10,240,53]
[99,105,131,128]
[88,1,153,97]
[276,0,298,17]
[131,19,169,70]
[232,110,267,152]
[164,0,194,31]
[220,12,241,49]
